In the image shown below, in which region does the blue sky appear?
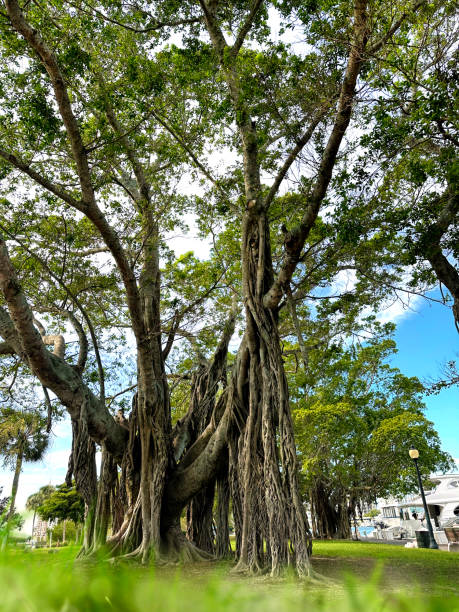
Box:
[389,291,459,463]
[1,288,458,510]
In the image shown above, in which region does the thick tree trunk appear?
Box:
[310,482,352,540]
[311,483,338,539]
[229,212,312,576]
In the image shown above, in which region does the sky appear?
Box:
[388,291,459,466]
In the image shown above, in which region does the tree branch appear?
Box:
[0,225,106,401]
[68,0,202,34]
[263,0,370,309]
[5,0,145,349]
[0,234,127,458]
[0,341,16,356]
[231,0,264,59]
[64,310,88,374]
[367,0,428,55]
[264,109,327,210]
[0,148,85,211]
[5,0,95,206]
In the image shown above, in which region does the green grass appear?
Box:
[311,540,459,596]
[0,541,458,611]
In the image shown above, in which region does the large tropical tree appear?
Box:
[0,0,453,576]
[289,331,453,538]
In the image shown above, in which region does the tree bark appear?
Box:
[7,447,23,522]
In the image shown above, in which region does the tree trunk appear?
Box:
[89,447,117,553]
[7,447,23,522]
[215,460,232,559]
[186,482,215,554]
[229,211,312,576]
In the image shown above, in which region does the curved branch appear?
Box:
[42,334,66,359]
[5,0,94,207]
[0,235,127,458]
[5,0,145,349]
[64,310,89,374]
[0,225,105,401]
[0,148,84,210]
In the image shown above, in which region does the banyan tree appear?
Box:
[0,0,439,576]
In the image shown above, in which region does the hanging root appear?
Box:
[174,540,215,563]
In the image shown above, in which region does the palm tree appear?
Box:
[0,408,49,523]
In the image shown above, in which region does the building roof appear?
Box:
[398,473,459,508]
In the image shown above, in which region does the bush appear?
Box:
[364,509,381,518]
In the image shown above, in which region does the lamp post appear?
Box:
[409,446,438,549]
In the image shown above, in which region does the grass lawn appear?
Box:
[311,540,459,596]
[1,541,458,611]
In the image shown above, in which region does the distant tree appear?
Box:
[0,486,23,540]
[52,519,79,544]
[290,332,454,538]
[0,486,7,515]
[364,509,380,519]
[38,484,85,525]
[26,484,56,539]
[0,408,49,521]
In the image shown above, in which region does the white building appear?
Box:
[398,473,459,528]
[366,473,459,541]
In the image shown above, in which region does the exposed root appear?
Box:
[304,567,338,586]
[231,559,268,576]
[175,540,215,564]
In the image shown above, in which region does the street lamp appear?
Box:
[409,446,438,549]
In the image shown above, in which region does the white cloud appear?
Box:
[371,294,424,325]
[43,450,71,471]
[331,268,424,327]
[51,419,72,439]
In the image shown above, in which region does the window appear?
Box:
[447,480,459,489]
[382,507,397,518]
[454,506,459,517]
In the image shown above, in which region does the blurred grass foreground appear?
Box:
[1,541,459,612]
